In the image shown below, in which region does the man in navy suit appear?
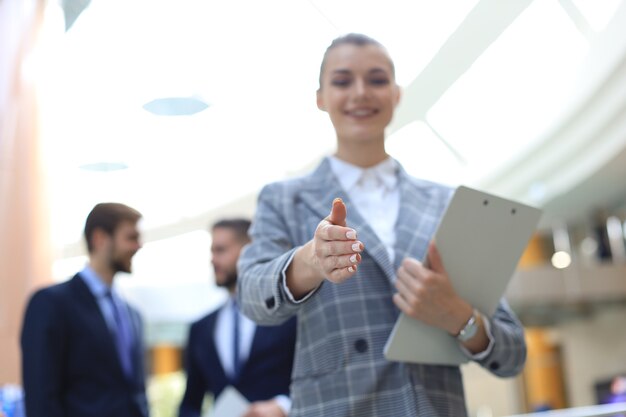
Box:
[178,219,296,417]
[21,202,149,417]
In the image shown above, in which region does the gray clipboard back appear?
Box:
[383,185,542,365]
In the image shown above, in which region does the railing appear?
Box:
[507,402,626,417]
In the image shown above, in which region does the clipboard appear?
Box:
[383,185,542,365]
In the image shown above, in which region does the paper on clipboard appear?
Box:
[383,185,541,365]
[205,386,249,417]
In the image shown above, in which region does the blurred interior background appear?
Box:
[3,0,626,416]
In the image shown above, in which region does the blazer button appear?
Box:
[489,361,500,371]
[354,339,368,353]
[265,297,275,309]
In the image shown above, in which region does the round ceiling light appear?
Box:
[142,97,210,116]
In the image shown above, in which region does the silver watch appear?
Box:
[456,310,479,342]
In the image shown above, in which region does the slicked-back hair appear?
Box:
[84,203,142,253]
[211,218,251,243]
[318,32,395,90]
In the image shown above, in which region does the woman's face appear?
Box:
[317,43,400,144]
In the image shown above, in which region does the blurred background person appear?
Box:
[20,203,149,417]
[178,219,297,417]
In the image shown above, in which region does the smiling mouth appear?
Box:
[346,109,378,117]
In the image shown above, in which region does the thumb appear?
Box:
[328,197,347,226]
[426,241,446,273]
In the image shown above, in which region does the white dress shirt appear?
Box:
[214,297,256,379]
[328,156,400,263]
[79,265,133,340]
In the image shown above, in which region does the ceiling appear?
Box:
[42,0,626,258]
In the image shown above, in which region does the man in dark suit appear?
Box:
[178,219,296,417]
[21,202,149,417]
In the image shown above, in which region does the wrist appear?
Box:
[448,302,474,337]
[455,309,480,342]
[286,244,325,297]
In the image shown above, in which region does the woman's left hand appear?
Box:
[393,242,473,335]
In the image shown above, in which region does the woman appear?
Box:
[237,33,526,417]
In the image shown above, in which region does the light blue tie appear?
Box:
[106,291,133,377]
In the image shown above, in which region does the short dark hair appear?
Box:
[84,203,142,252]
[211,218,251,243]
[318,33,395,90]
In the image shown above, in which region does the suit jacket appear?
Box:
[21,274,150,417]
[237,157,527,417]
[178,306,296,417]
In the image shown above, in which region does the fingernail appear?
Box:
[348,266,355,273]
[351,242,362,252]
[346,230,357,239]
[333,197,343,204]
[349,254,358,263]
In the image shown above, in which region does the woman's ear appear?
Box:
[393,84,402,108]
[316,89,326,111]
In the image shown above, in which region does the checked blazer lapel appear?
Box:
[298,158,396,283]
[392,166,454,273]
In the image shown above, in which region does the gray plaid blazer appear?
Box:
[238,157,526,417]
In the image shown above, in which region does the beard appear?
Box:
[110,258,131,274]
[109,250,132,274]
[216,270,237,291]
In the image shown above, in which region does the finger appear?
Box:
[328,197,347,226]
[323,253,361,272]
[395,267,424,300]
[320,240,363,257]
[400,257,425,278]
[317,223,358,242]
[426,241,446,274]
[327,264,359,283]
[394,277,418,306]
[393,292,418,317]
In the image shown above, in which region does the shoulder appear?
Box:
[22,280,77,334]
[26,279,75,311]
[190,308,220,333]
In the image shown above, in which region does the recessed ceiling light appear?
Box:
[79,162,128,172]
[143,97,210,116]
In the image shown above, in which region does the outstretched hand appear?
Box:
[311,198,364,284]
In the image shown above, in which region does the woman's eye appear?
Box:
[370,78,390,86]
[331,79,351,87]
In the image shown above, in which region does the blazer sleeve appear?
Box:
[475,299,527,377]
[178,322,210,417]
[21,290,68,417]
[237,183,308,325]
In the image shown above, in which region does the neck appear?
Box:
[335,138,388,168]
[88,259,115,287]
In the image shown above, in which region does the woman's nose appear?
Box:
[353,78,367,97]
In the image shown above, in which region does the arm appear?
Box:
[20,290,67,417]
[178,323,209,417]
[237,186,363,325]
[472,299,526,377]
